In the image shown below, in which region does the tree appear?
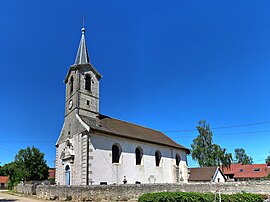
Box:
[191,120,213,167]
[234,148,253,164]
[0,162,21,189]
[0,164,8,176]
[6,162,20,189]
[14,146,49,182]
[191,120,232,168]
[1,146,49,189]
[265,155,270,164]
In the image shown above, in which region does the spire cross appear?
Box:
[82,15,86,28]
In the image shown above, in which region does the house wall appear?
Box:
[213,170,226,183]
[56,131,189,185]
[0,182,8,189]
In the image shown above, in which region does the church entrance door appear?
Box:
[65,165,70,186]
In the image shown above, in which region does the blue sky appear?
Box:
[0,0,270,168]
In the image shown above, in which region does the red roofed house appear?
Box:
[49,168,55,180]
[222,163,270,181]
[0,176,9,189]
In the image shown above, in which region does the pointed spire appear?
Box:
[74,27,90,65]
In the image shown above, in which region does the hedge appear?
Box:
[138,192,266,202]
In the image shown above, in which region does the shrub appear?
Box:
[138,192,265,202]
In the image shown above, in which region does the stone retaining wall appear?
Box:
[30,181,270,201]
[16,183,38,195]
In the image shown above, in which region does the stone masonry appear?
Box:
[16,181,269,201]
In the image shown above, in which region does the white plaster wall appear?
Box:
[213,169,226,183]
[89,132,188,185]
[57,131,189,186]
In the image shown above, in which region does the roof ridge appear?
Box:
[190,166,218,169]
[229,163,268,166]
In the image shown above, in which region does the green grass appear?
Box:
[138,192,266,202]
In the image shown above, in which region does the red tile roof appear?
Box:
[222,163,270,179]
[0,176,9,184]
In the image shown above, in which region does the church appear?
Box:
[55,26,190,186]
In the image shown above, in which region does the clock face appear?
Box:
[68,100,73,110]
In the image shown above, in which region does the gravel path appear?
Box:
[0,191,48,202]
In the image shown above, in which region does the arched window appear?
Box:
[155,150,161,167]
[112,144,121,163]
[135,147,143,165]
[69,76,74,95]
[85,74,91,91]
[176,153,181,167]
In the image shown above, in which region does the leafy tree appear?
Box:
[234,148,253,164]
[191,120,213,167]
[1,146,49,189]
[191,120,232,168]
[265,155,270,164]
[217,147,233,170]
[0,164,8,176]
[14,146,49,182]
[0,162,21,189]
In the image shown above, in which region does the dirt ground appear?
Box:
[0,191,48,202]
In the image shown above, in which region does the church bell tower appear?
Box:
[56,25,102,186]
[64,27,102,119]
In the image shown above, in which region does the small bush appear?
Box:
[48,178,55,185]
[138,192,265,202]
